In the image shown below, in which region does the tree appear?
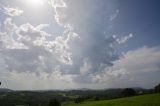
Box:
[94,96,100,101]
[121,88,136,97]
[49,98,61,106]
[74,97,84,103]
[154,83,160,93]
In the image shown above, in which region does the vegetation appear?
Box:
[63,93,160,106]
[0,83,159,106]
[74,97,84,103]
[93,96,99,101]
[49,98,61,106]
[121,88,136,97]
[154,83,160,93]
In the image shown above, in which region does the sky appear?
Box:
[0,0,160,90]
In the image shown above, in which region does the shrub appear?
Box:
[94,96,100,101]
[154,83,160,93]
[121,88,136,97]
[49,98,61,106]
[74,97,84,103]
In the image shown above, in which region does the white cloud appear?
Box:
[1,0,158,90]
[49,0,120,74]
[110,9,120,21]
[80,59,92,75]
[3,18,17,33]
[113,33,133,44]
[49,0,67,26]
[0,71,77,90]
[0,17,78,75]
[0,18,26,49]
[96,46,160,88]
[4,6,24,16]
[16,23,50,47]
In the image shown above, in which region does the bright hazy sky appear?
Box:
[0,0,160,90]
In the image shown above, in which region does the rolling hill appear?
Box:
[63,93,160,106]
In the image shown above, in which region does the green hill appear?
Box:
[63,93,160,106]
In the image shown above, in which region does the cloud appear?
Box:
[113,33,133,44]
[110,9,120,21]
[80,58,92,75]
[1,0,127,85]
[0,0,150,90]
[0,18,78,75]
[3,18,17,33]
[95,46,160,88]
[0,18,25,49]
[0,71,77,90]
[49,0,120,74]
[2,47,160,89]
[3,6,24,16]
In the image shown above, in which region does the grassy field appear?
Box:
[63,93,160,106]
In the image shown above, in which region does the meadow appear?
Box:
[63,93,160,106]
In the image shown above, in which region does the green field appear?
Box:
[63,93,160,106]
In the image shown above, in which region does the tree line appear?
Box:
[49,83,160,106]
[0,82,160,106]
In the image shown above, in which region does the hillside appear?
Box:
[63,93,160,106]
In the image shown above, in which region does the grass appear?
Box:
[63,93,160,106]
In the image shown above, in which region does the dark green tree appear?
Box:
[74,97,84,103]
[121,88,136,97]
[94,96,100,101]
[49,98,61,106]
[154,83,160,93]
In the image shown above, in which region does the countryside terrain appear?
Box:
[63,93,160,106]
[0,87,159,106]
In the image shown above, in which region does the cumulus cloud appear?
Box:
[2,46,159,89]
[0,17,78,75]
[3,6,24,16]
[95,46,160,88]
[49,0,120,76]
[1,0,156,90]
[0,18,25,49]
[1,0,126,86]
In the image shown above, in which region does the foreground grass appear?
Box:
[63,93,160,106]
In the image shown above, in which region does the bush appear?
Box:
[49,98,61,106]
[94,96,100,101]
[121,88,136,97]
[74,97,84,103]
[154,83,160,93]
